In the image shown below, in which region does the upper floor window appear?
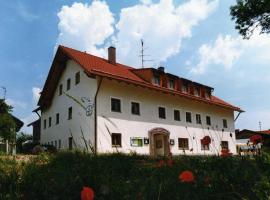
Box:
[56,113,60,125]
[178,138,189,150]
[196,114,201,124]
[112,133,122,147]
[153,75,160,85]
[111,98,121,112]
[48,117,52,127]
[186,112,192,123]
[223,119,228,128]
[67,78,71,91]
[182,82,188,93]
[174,110,180,121]
[206,116,211,126]
[59,84,63,96]
[194,87,200,97]
[158,107,166,119]
[68,107,72,120]
[205,90,211,99]
[169,79,174,89]
[43,119,47,129]
[75,71,80,85]
[131,102,140,115]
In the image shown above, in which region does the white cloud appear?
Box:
[191,31,270,74]
[6,98,27,110]
[56,0,115,57]
[115,0,219,67]
[32,87,41,104]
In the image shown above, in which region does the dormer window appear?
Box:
[194,87,200,97]
[169,79,174,89]
[153,75,160,85]
[205,90,211,99]
[182,82,188,93]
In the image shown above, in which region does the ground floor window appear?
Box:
[68,137,73,150]
[201,142,210,151]
[112,133,122,147]
[178,138,189,150]
[58,139,61,149]
[221,141,229,150]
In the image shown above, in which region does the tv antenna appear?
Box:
[259,121,262,131]
[139,39,153,68]
[1,86,6,100]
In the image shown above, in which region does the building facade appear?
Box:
[37,46,242,156]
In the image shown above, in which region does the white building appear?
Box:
[37,45,243,156]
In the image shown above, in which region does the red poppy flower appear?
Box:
[157,160,164,167]
[179,170,195,183]
[201,136,211,145]
[250,134,262,145]
[81,186,94,200]
[167,159,173,167]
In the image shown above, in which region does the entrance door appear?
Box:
[154,134,165,156]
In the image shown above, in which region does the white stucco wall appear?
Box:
[40,60,97,150]
[96,79,237,155]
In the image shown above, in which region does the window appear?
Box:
[158,107,166,119]
[223,119,228,128]
[131,102,140,115]
[49,117,52,127]
[169,79,174,89]
[59,84,63,95]
[153,75,160,85]
[186,112,192,123]
[206,116,211,126]
[43,119,47,129]
[201,142,210,151]
[55,140,57,147]
[68,107,72,120]
[221,141,229,150]
[196,114,202,124]
[75,71,80,85]
[174,110,181,121]
[205,90,211,99]
[178,138,189,150]
[130,137,143,147]
[111,98,121,112]
[56,113,59,125]
[67,78,71,90]
[58,139,61,149]
[112,133,121,147]
[68,137,73,150]
[182,82,188,93]
[194,87,200,97]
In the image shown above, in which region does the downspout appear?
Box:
[94,76,103,154]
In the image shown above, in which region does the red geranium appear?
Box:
[81,186,94,200]
[157,160,165,167]
[221,149,232,157]
[250,134,262,145]
[179,170,195,183]
[167,159,173,167]
[201,136,211,145]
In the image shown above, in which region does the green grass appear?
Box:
[1,152,270,200]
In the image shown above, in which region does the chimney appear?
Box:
[108,46,116,65]
[157,66,164,72]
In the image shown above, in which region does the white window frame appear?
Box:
[110,96,122,113]
[185,111,192,123]
[158,105,167,119]
[130,100,141,116]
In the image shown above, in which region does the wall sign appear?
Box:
[144,138,149,145]
[170,139,175,145]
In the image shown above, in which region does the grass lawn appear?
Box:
[1,151,270,200]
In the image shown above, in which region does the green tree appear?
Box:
[0,99,16,142]
[16,132,33,153]
[230,0,270,39]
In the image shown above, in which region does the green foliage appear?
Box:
[1,152,270,199]
[230,0,270,39]
[16,132,33,153]
[0,99,15,141]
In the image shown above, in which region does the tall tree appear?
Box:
[0,99,16,142]
[230,0,270,39]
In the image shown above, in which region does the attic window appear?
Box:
[75,71,80,85]
[169,79,174,89]
[67,79,71,91]
[194,87,200,97]
[205,90,211,99]
[153,75,160,85]
[182,82,188,93]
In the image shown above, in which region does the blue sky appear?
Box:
[0,0,269,133]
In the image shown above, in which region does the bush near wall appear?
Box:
[1,152,270,200]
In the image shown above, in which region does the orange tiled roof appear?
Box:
[38,45,242,112]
